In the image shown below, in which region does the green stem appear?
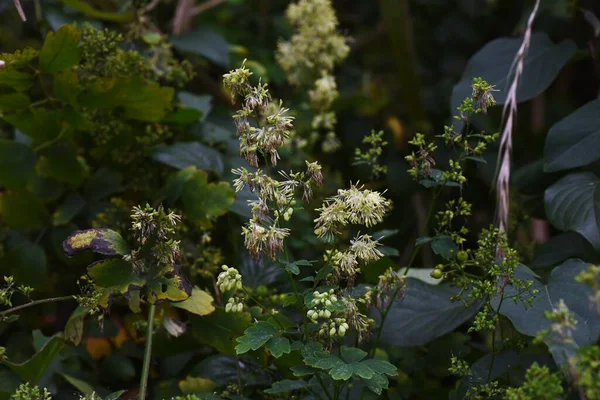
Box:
[283,246,308,339]
[403,188,440,276]
[316,373,334,400]
[139,304,156,400]
[0,296,73,316]
[487,293,505,382]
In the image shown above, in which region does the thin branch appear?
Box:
[495,0,541,243]
[190,0,227,16]
[0,296,74,316]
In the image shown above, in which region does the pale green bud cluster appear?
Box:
[318,318,350,338]
[225,296,244,313]
[307,289,338,322]
[217,265,243,292]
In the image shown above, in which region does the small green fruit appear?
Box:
[457,250,468,262]
[256,285,268,297]
[430,269,443,279]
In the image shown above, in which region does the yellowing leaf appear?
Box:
[172,287,215,316]
[178,376,218,394]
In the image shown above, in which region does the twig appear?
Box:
[495,0,541,243]
[190,0,227,16]
[0,296,74,316]
[13,0,26,22]
[172,0,195,35]
[145,0,161,12]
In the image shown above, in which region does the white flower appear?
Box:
[350,234,383,263]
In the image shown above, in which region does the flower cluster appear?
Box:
[276,0,349,152]
[225,63,324,260]
[217,265,245,313]
[223,62,292,167]
[314,183,391,239]
[576,265,600,318]
[375,268,406,309]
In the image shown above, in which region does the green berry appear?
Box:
[430,269,443,279]
[457,250,468,262]
[256,285,268,297]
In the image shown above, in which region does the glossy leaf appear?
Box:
[544,100,600,172]
[381,278,482,347]
[63,228,130,256]
[450,33,576,115]
[152,142,224,175]
[171,29,230,68]
[492,260,600,365]
[531,232,598,268]
[544,172,600,250]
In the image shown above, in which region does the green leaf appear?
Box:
[164,166,198,204]
[361,373,389,395]
[104,391,127,400]
[431,235,457,260]
[329,364,353,380]
[59,372,94,395]
[178,91,212,120]
[0,191,48,228]
[0,139,35,189]
[88,258,137,290]
[266,337,291,358]
[4,334,65,382]
[285,263,300,275]
[52,192,85,225]
[181,169,234,226]
[1,239,47,289]
[62,228,130,256]
[0,69,33,91]
[340,346,367,363]
[304,352,344,370]
[191,308,252,354]
[544,99,600,172]
[0,92,29,111]
[64,306,87,345]
[120,78,174,122]
[531,232,598,268]
[61,0,135,22]
[381,279,482,347]
[78,77,174,122]
[235,321,278,354]
[351,363,374,379]
[53,70,80,107]
[544,172,600,250]
[264,379,307,394]
[361,359,398,376]
[171,29,230,68]
[38,142,89,185]
[172,287,215,316]
[492,261,600,366]
[83,168,123,201]
[178,376,218,394]
[39,24,82,73]
[450,33,576,116]
[152,142,224,175]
